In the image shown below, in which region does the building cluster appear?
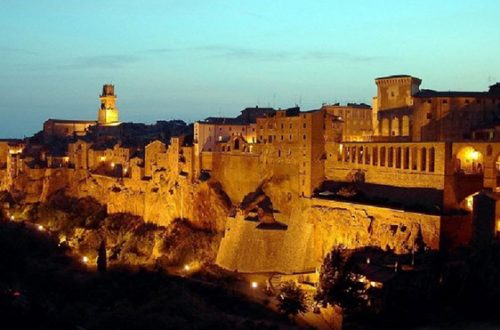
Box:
[2,75,500,241]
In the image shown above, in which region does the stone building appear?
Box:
[43,84,121,139]
[322,103,373,142]
[97,84,120,126]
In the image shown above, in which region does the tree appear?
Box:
[315,246,364,310]
[97,240,107,273]
[276,281,308,317]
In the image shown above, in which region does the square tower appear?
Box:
[98,84,120,126]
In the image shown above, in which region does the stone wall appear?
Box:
[216,197,441,274]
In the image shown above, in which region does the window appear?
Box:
[373,147,378,165]
[395,147,401,168]
[303,134,306,140]
[426,112,432,120]
[429,147,435,172]
[421,148,427,171]
[404,147,410,169]
[381,147,386,166]
[303,123,306,129]
[388,147,394,167]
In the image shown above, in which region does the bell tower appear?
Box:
[98,84,120,125]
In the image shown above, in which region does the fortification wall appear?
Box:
[216,197,441,274]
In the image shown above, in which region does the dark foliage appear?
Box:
[315,246,364,311]
[0,221,288,330]
[276,281,308,317]
[97,240,107,273]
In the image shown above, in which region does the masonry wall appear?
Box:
[216,197,441,274]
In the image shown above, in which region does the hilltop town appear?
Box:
[2,76,500,274]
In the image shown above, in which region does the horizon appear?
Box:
[1,0,500,138]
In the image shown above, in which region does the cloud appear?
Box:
[192,45,293,61]
[10,54,140,72]
[301,51,381,62]
[0,46,37,55]
[138,48,177,54]
[65,55,140,69]
[188,45,383,63]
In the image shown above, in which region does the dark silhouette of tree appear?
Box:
[97,239,107,273]
[315,246,364,311]
[277,281,308,317]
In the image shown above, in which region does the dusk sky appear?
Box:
[1,0,499,138]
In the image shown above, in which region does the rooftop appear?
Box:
[375,74,421,81]
[45,119,97,124]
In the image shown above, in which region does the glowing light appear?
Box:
[37,225,44,231]
[470,151,479,160]
[184,264,190,271]
[366,257,370,264]
[251,281,258,289]
[370,281,377,287]
[82,256,89,264]
[10,215,15,221]
[111,162,115,168]
[100,156,106,162]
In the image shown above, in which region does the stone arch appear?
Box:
[402,115,410,136]
[421,147,427,171]
[456,146,484,174]
[391,117,400,136]
[381,118,390,136]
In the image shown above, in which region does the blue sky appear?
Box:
[1,0,499,137]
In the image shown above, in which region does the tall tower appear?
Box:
[98,84,120,126]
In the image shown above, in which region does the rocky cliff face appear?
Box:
[9,168,230,232]
[216,178,442,274]
[3,166,444,274]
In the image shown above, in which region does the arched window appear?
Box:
[411,146,418,170]
[421,148,427,171]
[402,115,410,136]
[391,117,399,136]
[395,147,401,168]
[404,147,410,169]
[429,147,435,172]
[381,118,390,136]
[373,146,378,165]
[388,147,394,167]
[358,146,364,164]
